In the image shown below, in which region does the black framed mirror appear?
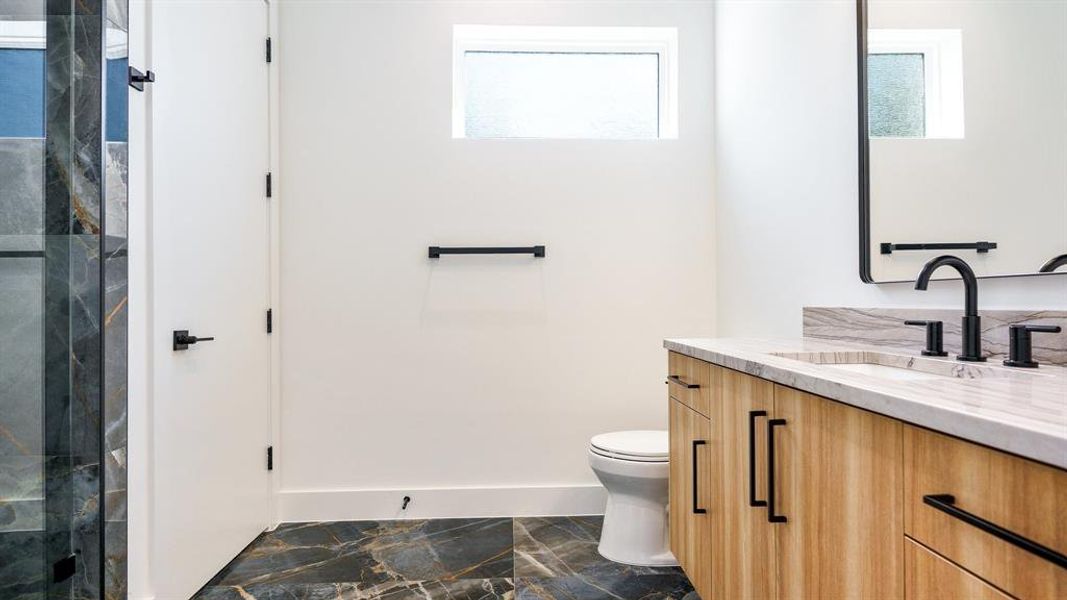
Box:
[858,0,1067,283]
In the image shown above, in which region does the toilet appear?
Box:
[588,430,676,567]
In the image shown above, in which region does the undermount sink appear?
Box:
[820,361,948,381]
[770,350,1044,382]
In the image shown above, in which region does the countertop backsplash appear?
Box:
[803,307,1067,367]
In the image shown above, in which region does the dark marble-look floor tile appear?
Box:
[196,578,515,600]
[210,519,513,587]
[514,574,694,600]
[513,517,682,580]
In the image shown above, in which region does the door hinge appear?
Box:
[266,37,272,63]
[266,308,273,334]
[267,446,274,471]
[266,172,272,198]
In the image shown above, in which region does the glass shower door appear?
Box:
[0,0,127,596]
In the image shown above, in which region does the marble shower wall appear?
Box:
[0,138,47,599]
[102,140,127,600]
[804,307,1067,366]
[103,1,129,598]
[0,139,45,534]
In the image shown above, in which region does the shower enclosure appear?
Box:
[0,0,128,597]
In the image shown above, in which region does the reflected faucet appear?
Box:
[1039,254,1067,273]
[914,255,985,362]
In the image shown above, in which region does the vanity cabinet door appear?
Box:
[719,369,777,600]
[773,385,904,600]
[668,397,715,599]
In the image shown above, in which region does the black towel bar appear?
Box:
[880,241,997,255]
[428,245,545,259]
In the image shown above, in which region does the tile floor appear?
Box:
[194,516,696,599]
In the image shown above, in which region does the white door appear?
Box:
[149,2,271,597]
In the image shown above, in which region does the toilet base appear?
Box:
[596,491,678,567]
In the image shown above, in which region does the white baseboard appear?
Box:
[277,484,607,523]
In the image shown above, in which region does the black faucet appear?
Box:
[914,255,985,362]
[1039,253,1067,273]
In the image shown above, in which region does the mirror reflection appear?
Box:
[862,0,1067,282]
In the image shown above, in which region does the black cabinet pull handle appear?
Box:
[692,440,707,515]
[767,418,787,523]
[923,494,1067,569]
[748,410,768,507]
[173,330,216,351]
[668,375,700,389]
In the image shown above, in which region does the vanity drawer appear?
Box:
[905,538,1010,600]
[904,426,1067,599]
[666,352,718,417]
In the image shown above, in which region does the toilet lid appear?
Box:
[590,430,669,460]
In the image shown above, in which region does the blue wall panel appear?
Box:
[0,49,45,138]
[106,58,128,142]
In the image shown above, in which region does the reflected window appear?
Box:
[453,25,678,140]
[867,29,964,139]
[868,53,926,137]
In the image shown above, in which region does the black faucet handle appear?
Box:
[1018,324,1063,334]
[1004,324,1062,368]
[904,320,948,357]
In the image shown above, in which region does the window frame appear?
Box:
[451,25,679,140]
[868,29,964,139]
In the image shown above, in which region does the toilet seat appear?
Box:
[590,430,668,463]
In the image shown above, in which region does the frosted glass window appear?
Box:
[463,51,660,139]
[868,53,926,137]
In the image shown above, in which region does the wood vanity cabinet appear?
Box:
[668,398,715,599]
[719,368,777,599]
[772,385,903,599]
[903,426,1067,599]
[666,354,720,600]
[905,538,1010,600]
[667,350,1067,600]
[669,352,904,599]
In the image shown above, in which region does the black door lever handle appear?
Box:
[173,330,215,351]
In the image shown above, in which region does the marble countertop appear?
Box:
[664,337,1067,470]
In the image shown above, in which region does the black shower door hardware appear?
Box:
[0,250,45,259]
[173,330,216,351]
[879,241,997,255]
[766,418,787,523]
[428,245,546,259]
[922,494,1067,568]
[128,65,155,91]
[692,439,707,515]
[748,410,768,508]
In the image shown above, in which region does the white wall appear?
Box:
[277,0,715,519]
[714,0,1067,338]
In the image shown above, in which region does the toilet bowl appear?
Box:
[588,430,677,567]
